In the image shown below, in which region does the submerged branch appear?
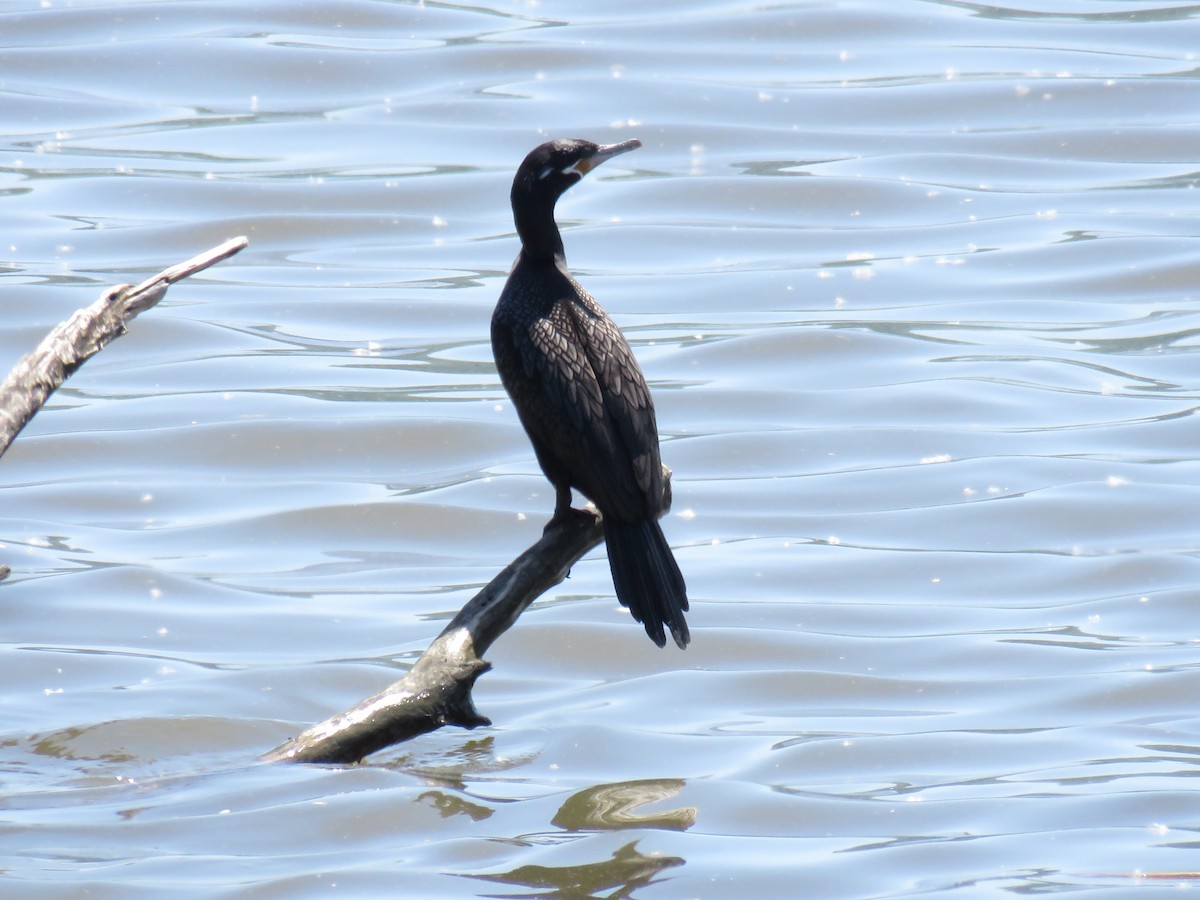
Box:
[0,236,248,459]
[263,471,675,765]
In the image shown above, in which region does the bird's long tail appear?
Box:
[605,519,690,649]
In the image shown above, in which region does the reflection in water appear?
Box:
[550,779,695,833]
[468,840,684,900]
[29,723,136,765]
[392,736,538,790]
[419,789,493,822]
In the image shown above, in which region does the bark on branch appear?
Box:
[0,237,249,583]
[263,472,675,765]
[0,236,249,460]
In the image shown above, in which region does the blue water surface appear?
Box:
[2,1,1199,896]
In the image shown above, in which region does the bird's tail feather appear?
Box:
[605,519,689,649]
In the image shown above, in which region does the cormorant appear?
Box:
[491,138,690,649]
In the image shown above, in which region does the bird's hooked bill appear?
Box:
[567,139,642,177]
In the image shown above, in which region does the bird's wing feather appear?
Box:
[492,266,663,521]
[565,296,663,510]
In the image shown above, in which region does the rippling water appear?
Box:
[3,0,1200,895]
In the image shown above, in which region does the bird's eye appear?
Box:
[537,165,555,181]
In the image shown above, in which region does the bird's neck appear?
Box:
[512,190,565,262]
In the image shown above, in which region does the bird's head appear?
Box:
[512,138,641,206]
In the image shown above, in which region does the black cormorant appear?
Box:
[491,138,690,649]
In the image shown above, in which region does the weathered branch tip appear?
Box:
[0,236,249,462]
[1,237,250,582]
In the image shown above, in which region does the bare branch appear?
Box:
[0,236,248,459]
[263,471,675,765]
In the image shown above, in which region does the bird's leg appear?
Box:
[553,482,574,518]
[544,483,592,533]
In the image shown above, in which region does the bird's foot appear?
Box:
[543,505,596,534]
